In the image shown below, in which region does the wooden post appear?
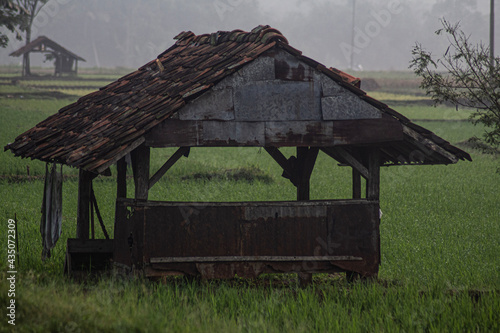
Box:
[296,147,309,201]
[352,168,362,199]
[131,144,150,200]
[76,169,94,240]
[117,157,127,198]
[296,147,319,287]
[366,148,380,200]
[296,147,319,201]
[90,186,95,240]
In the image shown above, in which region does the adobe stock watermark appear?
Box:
[340,0,404,66]
[6,218,18,326]
[30,0,75,38]
[213,0,245,22]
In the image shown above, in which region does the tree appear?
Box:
[0,0,23,48]
[410,19,500,152]
[16,0,48,76]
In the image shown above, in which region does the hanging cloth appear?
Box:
[40,163,63,260]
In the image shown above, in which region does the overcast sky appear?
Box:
[1,0,498,71]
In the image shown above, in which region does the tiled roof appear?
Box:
[4,25,470,174]
[9,36,86,61]
[329,68,361,88]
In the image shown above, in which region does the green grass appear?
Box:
[0,98,79,177]
[369,92,431,102]
[395,106,474,121]
[0,273,497,332]
[0,73,499,332]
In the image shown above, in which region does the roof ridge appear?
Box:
[173,25,288,47]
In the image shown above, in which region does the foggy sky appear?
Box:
[0,0,498,71]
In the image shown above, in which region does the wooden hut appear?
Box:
[4,26,471,283]
[9,36,86,76]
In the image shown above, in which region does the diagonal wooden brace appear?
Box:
[148,147,190,190]
[321,147,369,179]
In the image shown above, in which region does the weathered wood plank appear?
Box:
[131,144,150,200]
[145,118,403,148]
[150,255,363,263]
[331,117,404,145]
[202,121,265,146]
[265,121,333,147]
[149,147,190,190]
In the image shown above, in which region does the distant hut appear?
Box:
[9,36,86,76]
[5,26,471,283]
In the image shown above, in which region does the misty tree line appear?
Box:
[1,0,494,70]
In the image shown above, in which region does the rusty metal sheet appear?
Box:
[318,71,345,96]
[322,94,382,120]
[272,48,314,81]
[179,87,235,121]
[234,80,321,121]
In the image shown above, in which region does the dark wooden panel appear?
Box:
[143,205,241,259]
[113,199,380,277]
[145,120,202,147]
[146,117,403,148]
[265,121,334,147]
[67,238,114,253]
[202,121,265,146]
[331,117,404,146]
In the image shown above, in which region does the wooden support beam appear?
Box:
[295,147,319,286]
[366,148,380,200]
[76,169,96,240]
[148,147,190,190]
[131,144,150,201]
[321,147,369,179]
[91,188,110,240]
[352,168,362,199]
[116,157,127,198]
[90,185,95,239]
[264,147,295,183]
[296,147,319,201]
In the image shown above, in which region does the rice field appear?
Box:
[0,69,498,332]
